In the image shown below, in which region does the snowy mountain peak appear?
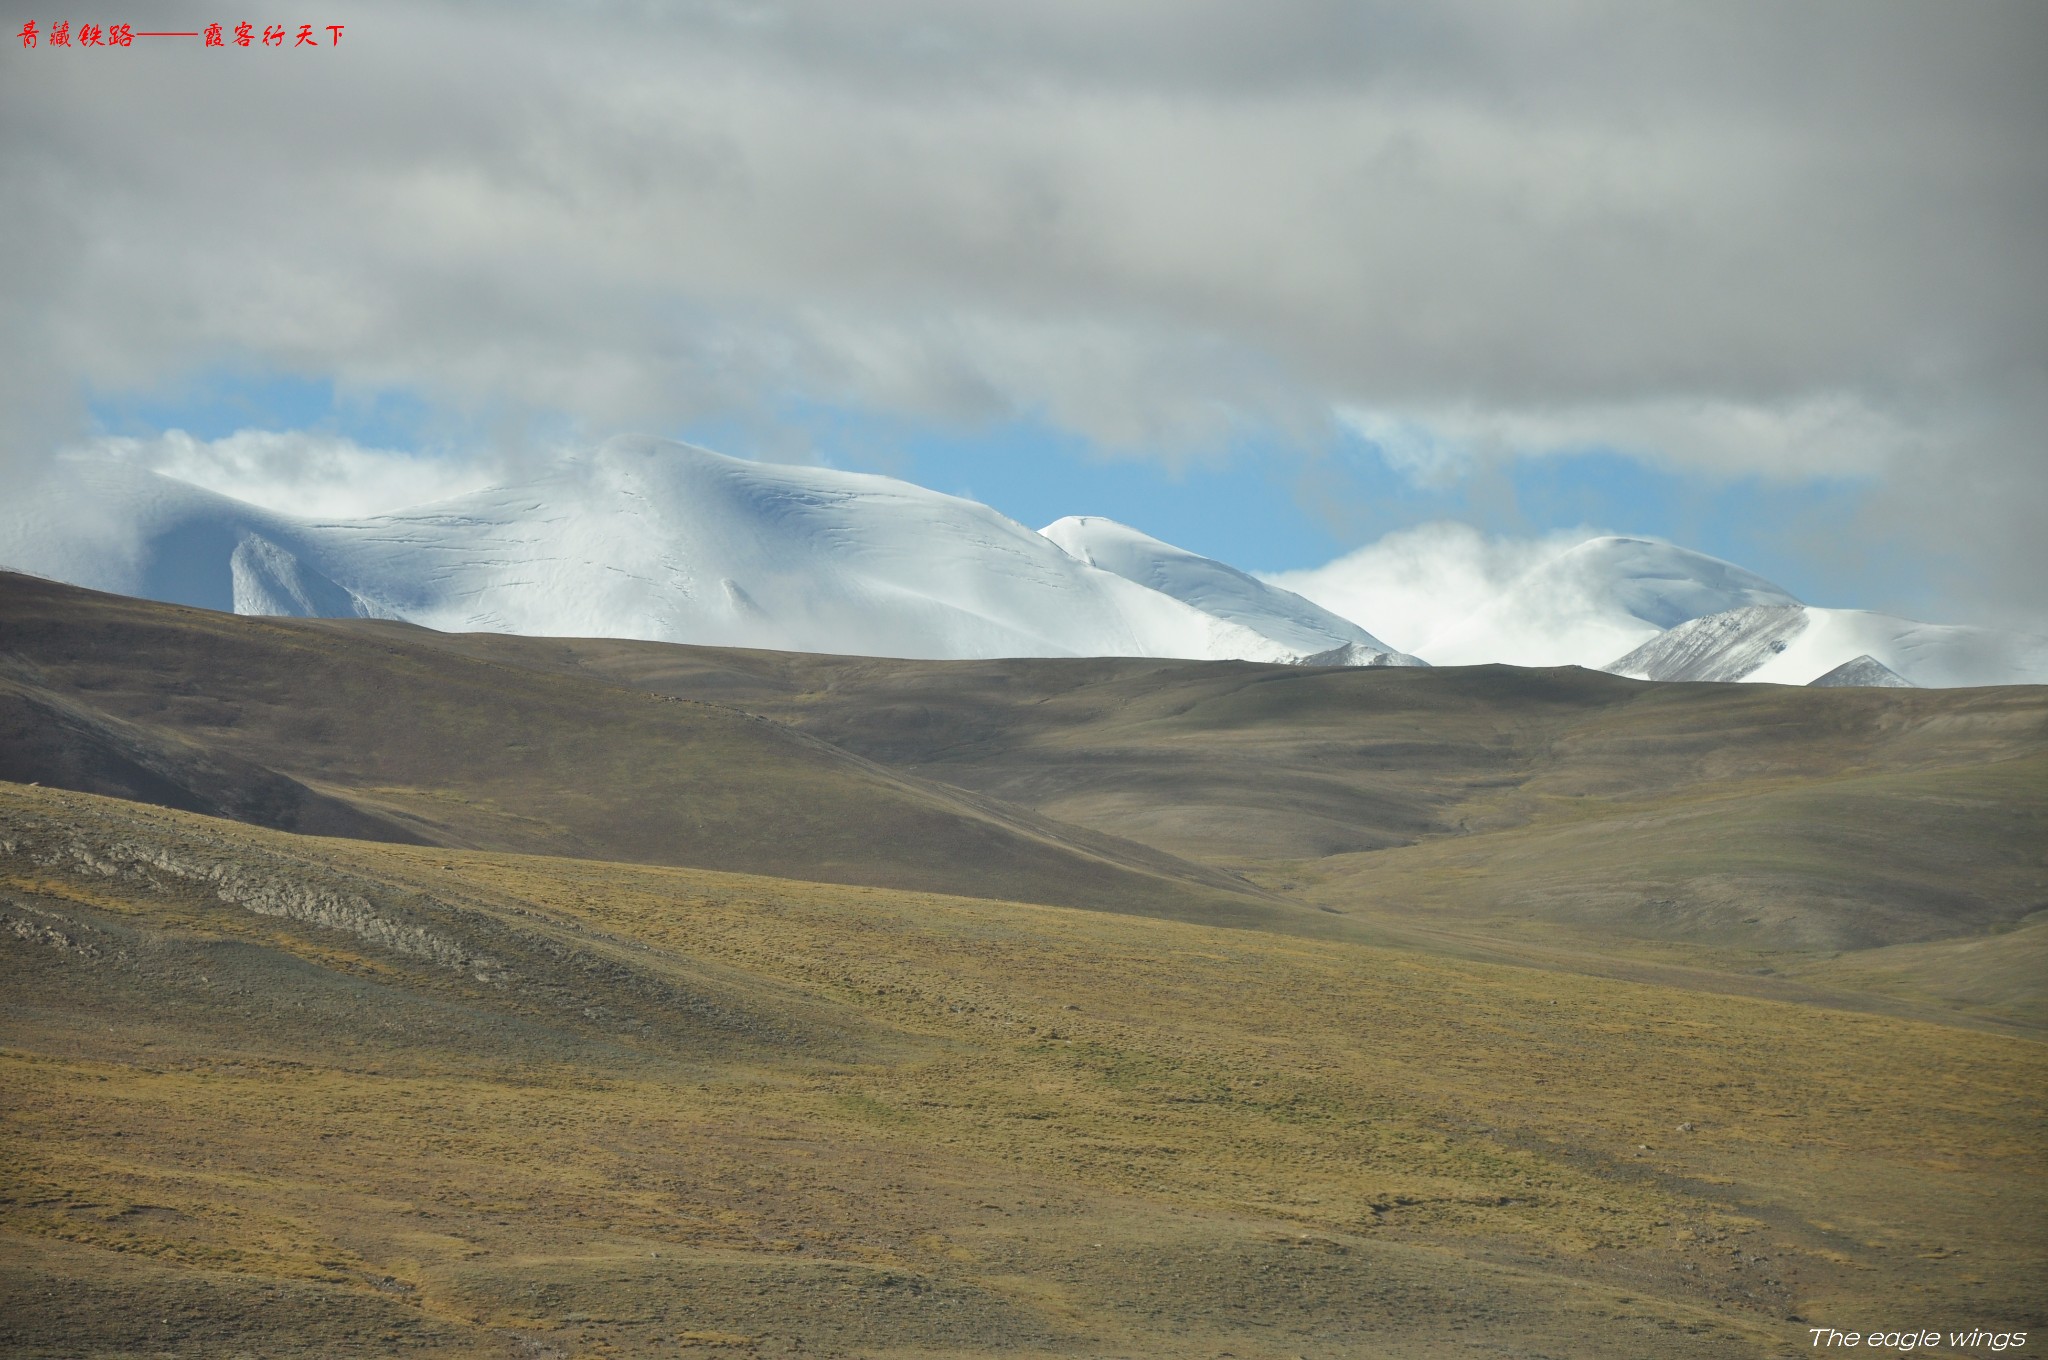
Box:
[1516,536,1803,632]
[1604,604,2048,689]
[0,441,1397,668]
[1039,515,1423,667]
[1603,605,1810,683]
[1417,536,1803,668]
[2,440,2039,686]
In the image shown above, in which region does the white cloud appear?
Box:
[2,0,2042,626]
[7,3,2038,453]
[1333,409,1477,486]
[1339,393,1914,486]
[89,431,503,519]
[1262,522,1592,655]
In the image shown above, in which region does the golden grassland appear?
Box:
[1269,750,2048,1032]
[4,784,2043,1358]
[536,634,2048,1023]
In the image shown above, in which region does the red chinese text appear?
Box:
[16,20,350,51]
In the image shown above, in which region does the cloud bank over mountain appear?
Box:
[1272,533,1802,669]
[0,438,1411,666]
[1261,523,1589,658]
[4,2,2042,628]
[4,438,2041,688]
[91,431,504,520]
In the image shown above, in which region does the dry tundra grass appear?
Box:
[4,783,2043,1358]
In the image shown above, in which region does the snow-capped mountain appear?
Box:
[1415,536,1804,668]
[1603,605,2048,689]
[1598,605,1809,683]
[2,438,2040,687]
[1039,516,1423,667]
[0,438,1372,666]
[1272,529,2046,687]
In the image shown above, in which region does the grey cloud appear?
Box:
[1,0,2043,623]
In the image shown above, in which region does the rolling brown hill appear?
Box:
[4,782,2042,1358]
[458,632,2048,1025]
[5,573,2046,1356]
[0,572,1276,928]
[5,569,2045,1026]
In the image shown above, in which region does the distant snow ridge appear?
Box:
[1808,655,1914,689]
[4,438,2041,685]
[1601,605,1812,684]
[0,438,1392,666]
[1292,642,1416,668]
[1271,526,2042,688]
[230,532,374,619]
[1039,516,1424,667]
[1420,537,1804,668]
[1603,605,2048,688]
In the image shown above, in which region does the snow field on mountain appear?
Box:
[1741,607,2048,688]
[0,440,1335,665]
[1601,604,2048,688]
[2,436,2041,686]
[1039,516,1422,666]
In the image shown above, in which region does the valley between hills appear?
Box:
[3,569,2044,1358]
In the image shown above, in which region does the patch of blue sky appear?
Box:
[86,370,436,451]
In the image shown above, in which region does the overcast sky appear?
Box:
[4,1,2044,627]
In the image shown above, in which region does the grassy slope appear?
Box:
[520,640,2048,1022]
[0,674,425,844]
[0,572,1276,928]
[5,783,2043,1358]
[11,569,2044,1022]
[509,637,2046,879]
[1296,752,2048,948]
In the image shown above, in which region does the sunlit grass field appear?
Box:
[5,783,2042,1358]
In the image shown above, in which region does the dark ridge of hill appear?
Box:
[410,637,1651,860]
[438,633,2048,860]
[0,572,1279,929]
[0,675,425,844]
